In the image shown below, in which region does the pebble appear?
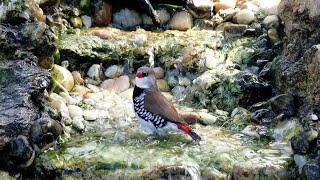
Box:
[51,64,75,92]
[171,85,186,98]
[310,114,318,121]
[72,116,85,131]
[59,92,78,105]
[100,79,115,90]
[87,64,102,81]
[83,110,99,121]
[157,8,171,25]
[232,9,255,25]
[169,11,193,31]
[68,105,84,119]
[104,65,123,78]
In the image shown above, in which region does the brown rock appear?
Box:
[153,67,165,79]
[156,79,170,92]
[72,85,92,97]
[72,71,84,84]
[215,0,236,13]
[94,1,112,26]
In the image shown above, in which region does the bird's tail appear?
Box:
[176,123,202,141]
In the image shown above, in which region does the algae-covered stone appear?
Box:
[51,64,75,92]
[273,119,303,142]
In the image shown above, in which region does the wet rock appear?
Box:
[214,0,236,13]
[68,105,83,119]
[87,64,102,81]
[104,65,123,78]
[268,94,295,117]
[178,76,191,87]
[301,157,320,180]
[167,76,179,88]
[291,130,318,154]
[237,72,272,106]
[51,64,75,92]
[273,119,303,142]
[223,23,248,37]
[70,16,83,28]
[294,154,307,173]
[81,15,92,28]
[169,11,193,31]
[72,71,84,84]
[251,109,275,126]
[267,28,280,44]
[93,0,112,26]
[113,8,141,29]
[263,15,279,29]
[153,67,165,79]
[232,9,255,25]
[156,79,170,92]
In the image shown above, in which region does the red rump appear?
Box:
[176,123,192,133]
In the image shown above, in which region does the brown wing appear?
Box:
[144,90,186,124]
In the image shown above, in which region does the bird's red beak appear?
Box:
[136,71,143,78]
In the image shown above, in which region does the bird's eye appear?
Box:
[142,72,148,77]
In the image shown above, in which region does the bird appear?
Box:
[132,66,201,141]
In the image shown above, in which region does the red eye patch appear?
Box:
[136,71,143,78]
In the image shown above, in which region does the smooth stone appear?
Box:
[310,114,318,121]
[113,8,142,29]
[50,93,66,104]
[141,14,153,26]
[104,65,123,78]
[100,79,115,90]
[232,9,255,25]
[87,64,102,81]
[83,98,96,106]
[238,2,259,12]
[188,0,214,18]
[156,79,170,92]
[51,64,75,92]
[113,75,130,93]
[153,67,165,79]
[81,15,92,28]
[263,15,279,29]
[91,29,115,39]
[259,0,281,15]
[72,116,85,131]
[68,105,84,119]
[169,11,193,31]
[72,71,84,84]
[198,111,218,125]
[241,125,259,138]
[119,88,134,100]
[204,48,218,69]
[83,110,98,121]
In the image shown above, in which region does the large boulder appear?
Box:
[274,0,320,107]
[0,0,62,170]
